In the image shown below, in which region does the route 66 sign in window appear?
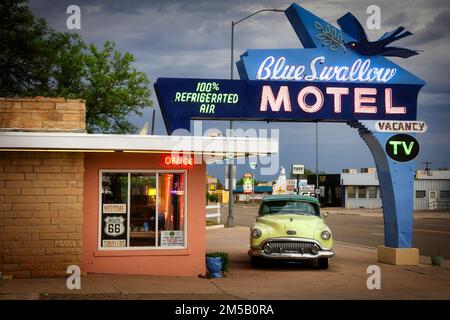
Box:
[101,201,128,248]
[101,214,127,247]
[104,216,126,237]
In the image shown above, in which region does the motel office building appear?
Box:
[0,97,276,278]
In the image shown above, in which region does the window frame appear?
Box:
[98,169,188,251]
[440,190,450,199]
[358,186,367,199]
[415,190,426,199]
[347,186,356,199]
[368,186,377,199]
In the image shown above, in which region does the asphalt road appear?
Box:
[218,205,450,259]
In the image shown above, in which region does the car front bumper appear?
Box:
[248,238,335,260]
[248,248,335,260]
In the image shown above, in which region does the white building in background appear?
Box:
[414,170,450,210]
[342,168,382,209]
[341,168,450,210]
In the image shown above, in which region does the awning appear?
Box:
[0,131,278,159]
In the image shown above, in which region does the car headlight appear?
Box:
[321,230,331,240]
[252,228,262,239]
[251,228,262,238]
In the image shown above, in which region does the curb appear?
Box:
[206,225,225,230]
[336,241,450,268]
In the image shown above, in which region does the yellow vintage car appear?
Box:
[248,195,334,269]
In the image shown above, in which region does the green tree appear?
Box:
[56,39,152,133]
[0,0,152,134]
[0,0,52,95]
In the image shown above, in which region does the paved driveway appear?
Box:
[206,227,450,299]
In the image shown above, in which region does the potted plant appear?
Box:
[206,252,229,278]
[431,253,444,266]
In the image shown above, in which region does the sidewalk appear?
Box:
[1,227,449,300]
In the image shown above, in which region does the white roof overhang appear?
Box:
[0,131,278,159]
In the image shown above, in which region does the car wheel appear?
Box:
[317,258,329,269]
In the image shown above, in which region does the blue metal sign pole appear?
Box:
[237,3,425,258]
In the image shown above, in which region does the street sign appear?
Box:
[299,185,315,192]
[292,164,304,175]
[243,173,253,194]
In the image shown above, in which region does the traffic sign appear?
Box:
[292,164,305,175]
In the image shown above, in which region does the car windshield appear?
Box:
[260,200,319,216]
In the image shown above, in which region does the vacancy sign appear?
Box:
[375,121,427,133]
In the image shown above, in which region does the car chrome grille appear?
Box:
[268,241,316,254]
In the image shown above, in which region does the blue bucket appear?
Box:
[206,256,223,278]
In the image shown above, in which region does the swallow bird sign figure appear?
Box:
[155,3,426,255]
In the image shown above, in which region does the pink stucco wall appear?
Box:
[82,152,206,276]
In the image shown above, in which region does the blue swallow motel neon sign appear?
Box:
[254,56,397,83]
[155,3,426,252]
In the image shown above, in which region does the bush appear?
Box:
[206,193,219,204]
[206,252,229,272]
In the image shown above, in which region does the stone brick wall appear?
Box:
[0,152,84,277]
[0,97,85,278]
[0,97,86,132]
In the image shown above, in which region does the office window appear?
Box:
[358,187,367,199]
[347,186,355,198]
[440,190,450,198]
[100,171,186,250]
[158,173,185,247]
[415,190,426,198]
[129,173,157,247]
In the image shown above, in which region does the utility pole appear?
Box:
[227,8,284,227]
[423,161,432,176]
[315,122,319,199]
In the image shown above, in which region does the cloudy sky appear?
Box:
[29,0,450,182]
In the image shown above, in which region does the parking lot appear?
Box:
[205,227,450,299]
[1,225,449,300]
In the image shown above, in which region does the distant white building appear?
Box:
[341,168,382,209]
[341,168,450,210]
[414,170,450,210]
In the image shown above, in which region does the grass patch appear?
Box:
[206,219,220,226]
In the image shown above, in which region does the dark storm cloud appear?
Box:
[26,0,450,177]
[407,10,450,45]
